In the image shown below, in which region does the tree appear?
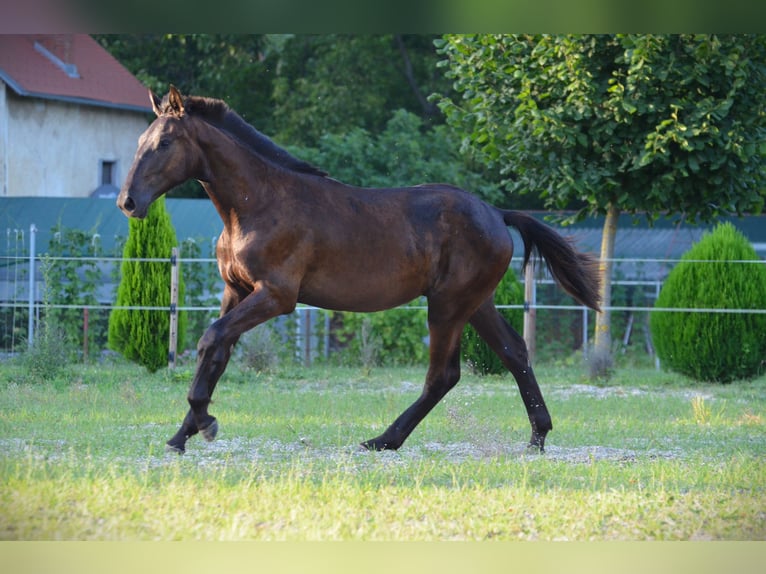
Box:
[271,34,449,147]
[289,108,498,198]
[108,196,186,372]
[436,34,766,376]
[96,34,277,130]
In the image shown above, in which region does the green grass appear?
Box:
[0,358,764,540]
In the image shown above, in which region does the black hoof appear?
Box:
[360,436,397,451]
[528,430,547,454]
[166,442,185,455]
[200,419,219,442]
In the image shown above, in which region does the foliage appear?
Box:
[0,229,29,352]
[108,197,187,372]
[336,302,429,366]
[436,34,766,221]
[461,269,524,375]
[15,314,72,383]
[96,34,450,149]
[44,224,108,355]
[650,222,766,383]
[291,109,499,200]
[96,34,278,132]
[179,237,221,347]
[15,271,74,382]
[271,35,448,147]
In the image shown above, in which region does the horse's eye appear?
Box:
[159,139,171,149]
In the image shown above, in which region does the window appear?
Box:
[101,160,116,186]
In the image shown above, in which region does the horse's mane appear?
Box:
[181,95,328,178]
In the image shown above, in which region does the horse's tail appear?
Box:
[501,209,601,311]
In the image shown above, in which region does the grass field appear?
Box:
[0,357,764,541]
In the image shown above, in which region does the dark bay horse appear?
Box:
[117,85,600,455]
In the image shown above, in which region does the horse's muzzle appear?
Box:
[116,193,146,218]
[118,195,135,213]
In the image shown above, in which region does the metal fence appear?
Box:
[2,223,765,365]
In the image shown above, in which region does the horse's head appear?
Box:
[117,85,200,218]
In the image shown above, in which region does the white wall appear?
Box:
[2,90,149,197]
[0,84,8,197]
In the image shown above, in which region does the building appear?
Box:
[0,34,152,198]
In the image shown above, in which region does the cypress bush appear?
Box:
[650,222,766,383]
[108,196,186,372]
[461,268,524,375]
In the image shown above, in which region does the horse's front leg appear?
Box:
[166,283,291,454]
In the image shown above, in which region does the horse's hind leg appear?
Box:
[361,319,464,451]
[469,299,551,452]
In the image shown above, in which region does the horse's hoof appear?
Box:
[166,442,185,455]
[525,442,545,454]
[360,437,396,451]
[200,419,219,442]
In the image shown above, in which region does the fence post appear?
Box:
[304,308,311,367]
[27,223,36,348]
[523,261,536,363]
[582,307,589,359]
[83,308,89,362]
[168,247,179,369]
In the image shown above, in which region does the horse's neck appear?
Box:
[195,123,292,228]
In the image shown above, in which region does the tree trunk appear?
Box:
[393,35,440,119]
[591,202,619,378]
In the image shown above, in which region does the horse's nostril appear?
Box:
[123,196,136,212]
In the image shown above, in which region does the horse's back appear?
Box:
[295,181,514,312]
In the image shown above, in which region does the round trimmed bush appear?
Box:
[650,222,766,383]
[461,267,524,375]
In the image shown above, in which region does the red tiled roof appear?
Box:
[0,34,151,113]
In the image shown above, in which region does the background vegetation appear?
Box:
[651,223,766,382]
[108,196,187,372]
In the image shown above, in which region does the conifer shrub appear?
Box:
[461,268,524,375]
[650,222,766,383]
[108,197,187,372]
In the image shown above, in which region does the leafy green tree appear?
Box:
[272,34,448,146]
[650,223,766,383]
[291,109,498,197]
[96,34,276,129]
[436,34,766,377]
[108,196,186,372]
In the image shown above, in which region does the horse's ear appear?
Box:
[149,90,163,117]
[168,85,185,116]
